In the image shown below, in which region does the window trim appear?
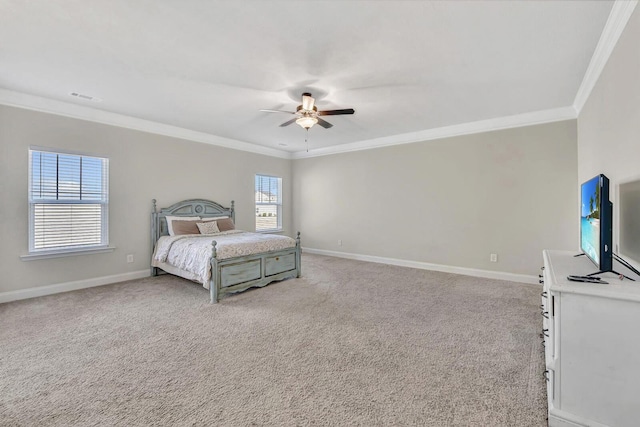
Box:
[27,147,110,256]
[255,174,283,232]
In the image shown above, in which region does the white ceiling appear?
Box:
[0,1,616,155]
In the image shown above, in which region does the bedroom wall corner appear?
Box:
[577,5,640,265]
[0,105,292,298]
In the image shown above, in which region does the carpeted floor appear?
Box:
[0,254,547,426]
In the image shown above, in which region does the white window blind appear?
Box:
[255,174,282,231]
[29,149,109,253]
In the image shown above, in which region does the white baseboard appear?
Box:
[1,250,538,304]
[302,247,539,285]
[0,270,150,304]
[549,408,606,427]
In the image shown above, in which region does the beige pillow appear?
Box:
[171,220,201,235]
[196,221,220,234]
[216,217,235,232]
[166,216,200,236]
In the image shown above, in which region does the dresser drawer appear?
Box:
[221,259,261,287]
[265,253,296,276]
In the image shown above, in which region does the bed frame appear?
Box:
[151,198,301,303]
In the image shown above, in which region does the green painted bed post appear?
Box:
[210,240,219,303]
[295,231,302,278]
[151,199,158,277]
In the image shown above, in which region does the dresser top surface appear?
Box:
[544,250,640,302]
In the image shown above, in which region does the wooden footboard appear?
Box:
[209,232,301,303]
[151,198,301,303]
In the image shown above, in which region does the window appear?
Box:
[255,174,282,232]
[28,148,109,254]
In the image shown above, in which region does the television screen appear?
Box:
[580,174,612,272]
[580,175,601,265]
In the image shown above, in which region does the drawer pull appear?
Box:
[275,257,279,261]
[541,291,548,298]
[541,328,549,337]
[541,311,549,319]
[539,279,544,284]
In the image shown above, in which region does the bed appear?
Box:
[150,198,301,303]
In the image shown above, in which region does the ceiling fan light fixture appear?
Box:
[296,116,318,129]
[262,92,354,131]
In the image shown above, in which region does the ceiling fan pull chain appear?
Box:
[306,129,309,152]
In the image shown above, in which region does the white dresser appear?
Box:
[541,250,640,427]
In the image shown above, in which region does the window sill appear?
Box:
[20,246,116,261]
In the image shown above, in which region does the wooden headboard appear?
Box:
[151,198,235,252]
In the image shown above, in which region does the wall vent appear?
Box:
[69,92,102,102]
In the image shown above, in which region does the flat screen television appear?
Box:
[580,174,613,274]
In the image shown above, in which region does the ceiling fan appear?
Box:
[260,93,355,130]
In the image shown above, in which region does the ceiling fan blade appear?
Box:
[279,118,298,127]
[260,109,296,114]
[316,118,333,129]
[318,108,355,116]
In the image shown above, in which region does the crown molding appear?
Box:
[573,0,638,113]
[291,106,577,159]
[0,89,579,161]
[0,89,292,159]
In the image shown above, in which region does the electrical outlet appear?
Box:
[338,240,342,246]
[490,253,498,262]
[126,254,134,263]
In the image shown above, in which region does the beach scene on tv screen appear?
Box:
[581,176,600,264]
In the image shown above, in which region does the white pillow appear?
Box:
[166,216,200,236]
[196,221,220,234]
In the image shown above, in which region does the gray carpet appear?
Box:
[0,254,547,426]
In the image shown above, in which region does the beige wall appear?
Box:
[292,121,578,275]
[0,105,292,293]
[578,7,639,184]
[1,89,585,294]
[577,7,639,260]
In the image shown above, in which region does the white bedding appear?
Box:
[152,230,297,288]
